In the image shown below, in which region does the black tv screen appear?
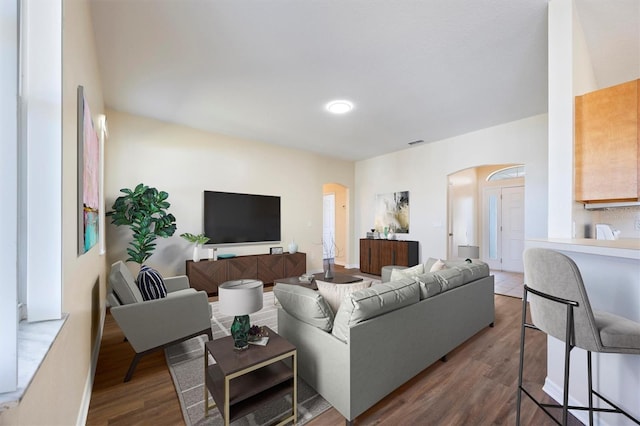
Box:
[204,191,281,244]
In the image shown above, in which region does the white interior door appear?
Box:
[322,193,335,260]
[501,186,525,272]
[483,186,524,272]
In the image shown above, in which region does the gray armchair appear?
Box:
[107,261,213,382]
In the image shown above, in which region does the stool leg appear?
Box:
[587,351,593,426]
[561,305,575,425]
[515,291,529,426]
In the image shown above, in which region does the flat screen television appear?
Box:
[203,191,281,244]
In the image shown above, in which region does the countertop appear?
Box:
[526,238,640,260]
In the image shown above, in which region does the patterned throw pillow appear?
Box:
[137,265,167,301]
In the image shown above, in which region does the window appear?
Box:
[0,0,62,395]
[0,0,19,394]
[487,165,525,182]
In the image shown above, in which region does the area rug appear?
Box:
[165,291,332,426]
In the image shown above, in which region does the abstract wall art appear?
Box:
[77,86,100,254]
[374,191,410,233]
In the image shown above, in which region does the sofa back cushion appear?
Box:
[332,278,419,343]
[274,283,334,331]
[109,261,144,304]
[413,261,490,300]
[448,261,490,283]
[316,279,373,314]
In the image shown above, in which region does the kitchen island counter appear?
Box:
[524,238,640,425]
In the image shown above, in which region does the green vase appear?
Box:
[230,315,250,350]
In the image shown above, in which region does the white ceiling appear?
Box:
[89,0,638,161]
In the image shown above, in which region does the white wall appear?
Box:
[104,110,355,276]
[355,114,548,262]
[548,0,575,238]
[447,167,478,259]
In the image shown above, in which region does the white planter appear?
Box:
[192,244,201,262]
[288,240,298,254]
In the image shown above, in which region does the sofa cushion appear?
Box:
[316,279,373,314]
[109,261,144,304]
[332,278,419,343]
[432,268,464,291]
[413,272,444,299]
[389,263,424,281]
[274,283,334,331]
[137,265,168,301]
[413,261,490,299]
[448,261,490,283]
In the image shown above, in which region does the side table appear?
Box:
[204,326,297,425]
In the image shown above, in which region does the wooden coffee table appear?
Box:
[204,326,297,425]
[275,273,363,290]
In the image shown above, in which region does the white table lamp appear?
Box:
[458,245,480,260]
[218,279,264,350]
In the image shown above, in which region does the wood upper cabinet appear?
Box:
[575,79,640,202]
[360,239,419,276]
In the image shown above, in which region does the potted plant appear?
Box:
[107,183,177,265]
[180,233,210,262]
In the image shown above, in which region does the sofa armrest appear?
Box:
[110,289,211,353]
[164,275,190,292]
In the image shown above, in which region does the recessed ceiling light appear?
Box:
[326,100,354,114]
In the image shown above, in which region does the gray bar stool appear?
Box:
[517,248,640,425]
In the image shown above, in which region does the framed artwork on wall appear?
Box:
[77,86,100,255]
[374,191,410,234]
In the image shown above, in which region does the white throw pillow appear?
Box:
[316,280,372,314]
[389,263,425,281]
[429,259,447,272]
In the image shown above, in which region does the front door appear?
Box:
[483,185,524,272]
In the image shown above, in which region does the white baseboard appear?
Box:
[542,376,614,426]
[76,308,105,426]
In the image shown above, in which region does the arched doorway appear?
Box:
[447,164,525,272]
[323,183,348,266]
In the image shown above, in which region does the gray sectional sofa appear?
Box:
[275,259,495,424]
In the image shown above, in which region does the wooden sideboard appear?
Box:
[186,252,306,295]
[359,239,419,276]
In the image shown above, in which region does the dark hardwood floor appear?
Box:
[87,268,578,425]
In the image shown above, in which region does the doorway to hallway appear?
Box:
[322,183,349,266]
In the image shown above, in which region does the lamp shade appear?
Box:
[458,245,480,259]
[218,279,264,316]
